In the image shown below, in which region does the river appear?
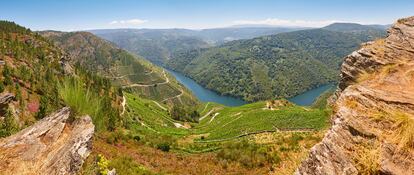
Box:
[166,69,334,107]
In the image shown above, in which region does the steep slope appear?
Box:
[0,21,122,174]
[89,27,302,64]
[297,16,414,174]
[166,27,386,102]
[0,21,66,127]
[89,29,211,64]
[41,31,199,107]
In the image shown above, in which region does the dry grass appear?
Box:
[344,98,359,109]
[371,111,414,149]
[354,143,381,175]
[392,112,414,149]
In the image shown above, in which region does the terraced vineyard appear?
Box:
[109,92,331,174]
[41,31,199,107]
[123,92,329,141]
[193,102,329,141]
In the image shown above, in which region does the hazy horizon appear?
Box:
[2,0,413,31]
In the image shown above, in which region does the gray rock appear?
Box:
[297,16,414,175]
[0,107,95,175]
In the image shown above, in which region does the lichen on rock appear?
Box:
[0,107,94,175]
[296,16,414,175]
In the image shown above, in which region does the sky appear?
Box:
[1,0,413,31]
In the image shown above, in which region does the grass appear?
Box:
[58,77,103,127]
[354,144,381,175]
[193,102,329,141]
[371,111,414,149]
[123,92,329,142]
[392,112,414,149]
[109,156,155,175]
[82,92,331,174]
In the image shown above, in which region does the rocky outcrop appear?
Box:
[0,93,15,116]
[296,16,414,175]
[0,107,94,175]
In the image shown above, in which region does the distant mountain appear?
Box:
[323,22,388,32]
[89,26,303,64]
[41,31,199,106]
[88,29,210,64]
[166,26,387,102]
[195,27,304,43]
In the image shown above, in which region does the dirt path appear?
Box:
[120,95,126,115]
[196,128,315,143]
[208,113,219,124]
[200,103,210,114]
[199,109,215,121]
[161,87,183,102]
[122,70,169,88]
[152,101,167,111]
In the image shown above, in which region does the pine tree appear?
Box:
[0,81,4,93]
[36,96,48,120]
[0,108,19,137]
[3,64,12,86]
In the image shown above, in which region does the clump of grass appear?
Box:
[371,111,414,149]
[109,156,154,175]
[58,77,103,127]
[392,112,414,149]
[356,71,373,83]
[354,144,381,175]
[344,98,358,109]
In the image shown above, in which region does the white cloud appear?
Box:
[233,18,347,27]
[109,19,148,26]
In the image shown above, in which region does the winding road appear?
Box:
[122,70,169,88]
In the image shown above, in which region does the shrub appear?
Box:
[109,156,154,175]
[133,135,141,142]
[0,108,19,137]
[156,143,170,152]
[97,154,110,175]
[0,81,4,93]
[216,140,280,168]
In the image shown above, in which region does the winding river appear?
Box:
[166,69,334,107]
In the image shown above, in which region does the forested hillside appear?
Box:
[0,21,121,135]
[89,29,211,64]
[90,27,302,64]
[41,31,199,107]
[166,26,386,102]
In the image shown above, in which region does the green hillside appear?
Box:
[90,29,211,64]
[1,20,333,175]
[166,27,386,102]
[41,31,199,107]
[0,21,122,134]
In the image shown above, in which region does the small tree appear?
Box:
[0,81,4,93]
[0,108,19,137]
[3,64,12,86]
[36,96,48,120]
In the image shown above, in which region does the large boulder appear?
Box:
[0,107,94,175]
[296,16,414,175]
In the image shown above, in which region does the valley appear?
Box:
[1,1,413,174]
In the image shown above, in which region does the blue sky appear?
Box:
[1,0,413,31]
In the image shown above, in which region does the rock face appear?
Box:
[0,93,15,116]
[296,16,414,175]
[0,107,94,175]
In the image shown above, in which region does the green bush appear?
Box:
[109,156,154,175]
[0,108,19,137]
[216,140,280,168]
[156,143,171,152]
